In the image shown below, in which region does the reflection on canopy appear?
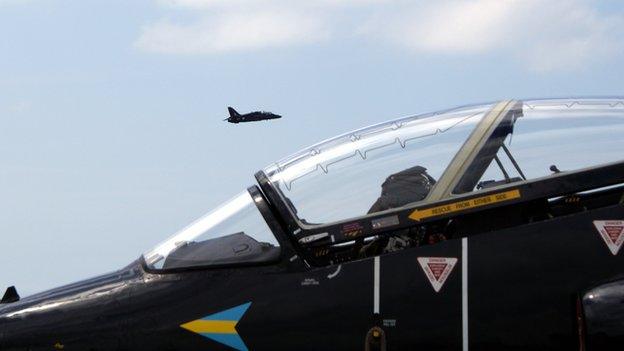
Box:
[264,103,492,224]
[264,98,624,226]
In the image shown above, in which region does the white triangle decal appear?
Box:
[417,257,458,293]
[593,220,624,255]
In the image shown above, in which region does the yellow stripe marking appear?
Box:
[409,189,521,222]
[180,320,238,334]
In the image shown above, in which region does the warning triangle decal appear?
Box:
[593,220,624,255]
[417,257,458,293]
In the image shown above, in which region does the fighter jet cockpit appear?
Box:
[256,98,624,265]
[143,98,624,270]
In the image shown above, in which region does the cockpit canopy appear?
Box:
[263,102,491,224]
[264,98,624,226]
[144,98,624,271]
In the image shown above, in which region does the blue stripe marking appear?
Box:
[201,302,252,322]
[201,333,249,351]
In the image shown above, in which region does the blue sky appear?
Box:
[1,0,623,295]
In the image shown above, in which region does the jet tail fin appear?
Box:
[228,107,240,118]
[1,286,20,304]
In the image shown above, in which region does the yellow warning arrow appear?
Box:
[409,189,521,222]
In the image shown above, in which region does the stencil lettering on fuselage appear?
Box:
[593,220,624,255]
[417,257,458,293]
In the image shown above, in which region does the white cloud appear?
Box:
[517,1,623,71]
[0,0,33,5]
[366,0,624,71]
[136,0,385,54]
[136,10,329,54]
[137,0,624,71]
[159,0,389,9]
[378,0,517,54]
[158,0,267,9]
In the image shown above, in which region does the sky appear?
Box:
[1,0,623,296]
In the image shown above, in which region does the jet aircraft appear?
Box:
[224,107,281,123]
[1,98,624,350]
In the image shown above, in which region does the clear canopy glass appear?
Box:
[263,103,494,225]
[144,190,280,270]
[461,98,624,193]
[142,97,624,270]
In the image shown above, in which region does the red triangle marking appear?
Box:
[417,257,458,293]
[427,263,448,281]
[603,226,624,243]
[593,220,624,256]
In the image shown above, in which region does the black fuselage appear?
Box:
[227,112,281,123]
[1,201,623,350]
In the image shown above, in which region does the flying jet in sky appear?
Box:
[224,107,281,123]
[1,98,624,350]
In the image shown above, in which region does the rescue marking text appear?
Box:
[409,189,521,221]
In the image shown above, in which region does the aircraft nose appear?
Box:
[0,316,24,350]
[0,318,13,350]
[0,310,47,350]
